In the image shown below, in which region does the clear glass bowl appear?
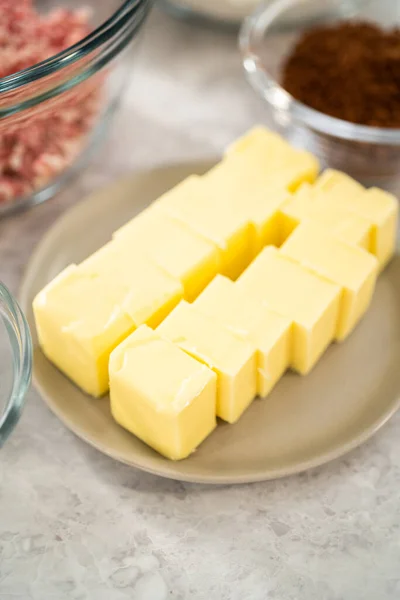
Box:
[240,0,400,192]
[0,0,151,217]
[0,283,32,447]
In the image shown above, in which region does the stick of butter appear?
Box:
[78,241,184,329]
[284,170,398,268]
[113,210,220,302]
[225,126,320,192]
[334,185,398,270]
[157,300,257,423]
[280,222,378,341]
[313,169,364,196]
[33,244,183,396]
[109,325,217,460]
[194,275,292,397]
[237,246,341,375]
[203,161,290,253]
[280,182,372,249]
[154,175,253,280]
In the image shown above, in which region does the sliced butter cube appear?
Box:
[226,126,294,158]
[336,187,398,269]
[281,222,378,340]
[33,246,183,397]
[113,210,220,301]
[33,264,135,396]
[155,175,253,280]
[307,212,371,251]
[237,247,341,375]
[311,170,398,268]
[109,325,217,460]
[194,275,292,397]
[280,182,372,249]
[157,300,257,423]
[203,161,290,253]
[79,241,183,329]
[225,126,319,191]
[313,169,364,197]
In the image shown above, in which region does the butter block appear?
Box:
[281,222,378,340]
[313,169,364,197]
[33,245,183,396]
[113,210,220,301]
[280,182,372,249]
[237,247,341,374]
[109,325,217,460]
[155,175,253,280]
[194,275,292,397]
[157,300,257,423]
[337,186,398,269]
[225,126,320,191]
[307,211,371,251]
[79,241,183,329]
[203,161,290,253]
[309,170,398,268]
[33,264,134,396]
[226,127,294,158]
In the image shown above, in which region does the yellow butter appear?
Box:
[307,211,371,251]
[113,210,220,301]
[313,169,364,197]
[194,275,292,397]
[33,244,183,397]
[305,170,398,268]
[109,325,217,460]
[280,182,372,249]
[225,126,320,191]
[237,246,341,374]
[154,175,253,280]
[338,186,398,269]
[79,241,183,329]
[281,222,378,340]
[203,161,290,253]
[157,300,257,423]
[226,126,294,158]
[33,264,134,396]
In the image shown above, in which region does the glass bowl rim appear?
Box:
[0,282,32,447]
[239,0,400,145]
[0,0,150,94]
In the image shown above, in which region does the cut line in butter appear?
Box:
[237,246,341,375]
[109,325,217,460]
[194,274,292,397]
[157,300,257,424]
[281,221,379,341]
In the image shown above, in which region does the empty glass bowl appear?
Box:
[0,0,151,217]
[0,283,32,447]
[240,0,400,191]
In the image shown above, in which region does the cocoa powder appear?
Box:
[282,21,400,128]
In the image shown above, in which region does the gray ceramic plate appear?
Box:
[20,162,400,484]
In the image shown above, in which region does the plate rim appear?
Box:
[29,370,400,484]
[19,161,400,484]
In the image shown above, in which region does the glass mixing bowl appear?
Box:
[0,283,32,447]
[0,0,151,217]
[240,0,400,191]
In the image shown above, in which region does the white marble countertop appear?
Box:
[1,8,400,600]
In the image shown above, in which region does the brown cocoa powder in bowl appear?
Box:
[282,21,400,128]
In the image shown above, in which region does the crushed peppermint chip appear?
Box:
[0,0,102,206]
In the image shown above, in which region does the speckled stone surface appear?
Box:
[1,9,400,600]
